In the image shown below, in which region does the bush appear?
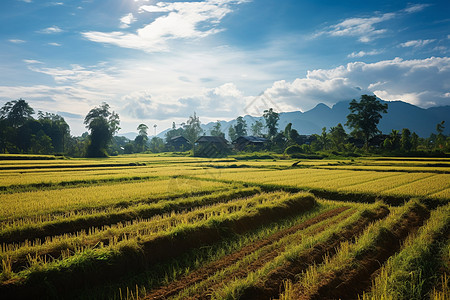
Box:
[285,145,303,155]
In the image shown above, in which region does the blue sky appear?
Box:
[1,0,449,135]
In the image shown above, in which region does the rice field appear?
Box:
[0,154,448,299]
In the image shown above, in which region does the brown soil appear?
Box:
[300,203,430,300]
[144,206,350,300]
[238,205,391,300]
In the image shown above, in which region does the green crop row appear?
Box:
[361,203,449,300]
[0,191,316,299]
[277,200,430,300]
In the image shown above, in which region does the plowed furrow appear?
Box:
[195,208,356,300]
[145,206,349,300]
[239,206,390,300]
[306,204,430,300]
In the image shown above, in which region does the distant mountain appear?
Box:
[143,100,449,142]
[200,100,450,138]
[117,132,138,140]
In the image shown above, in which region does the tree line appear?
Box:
[0,95,448,158]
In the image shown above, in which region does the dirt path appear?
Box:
[144,206,350,300]
[239,206,391,300]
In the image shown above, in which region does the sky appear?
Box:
[0,0,449,136]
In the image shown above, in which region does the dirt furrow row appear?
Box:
[304,203,430,300]
[239,206,391,300]
[194,208,356,300]
[145,206,350,300]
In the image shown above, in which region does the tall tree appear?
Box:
[318,127,330,150]
[1,99,36,153]
[149,137,165,153]
[234,116,247,138]
[228,126,237,142]
[84,102,120,157]
[137,124,149,136]
[283,123,297,146]
[284,123,293,142]
[346,94,388,149]
[411,132,419,151]
[329,123,347,151]
[183,112,203,144]
[0,98,34,128]
[250,120,264,137]
[210,121,225,138]
[436,121,445,149]
[135,124,149,152]
[384,129,400,150]
[400,128,412,151]
[37,112,70,153]
[263,108,279,138]
[165,122,185,142]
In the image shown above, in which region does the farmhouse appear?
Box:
[232,136,268,151]
[194,136,231,157]
[166,136,191,151]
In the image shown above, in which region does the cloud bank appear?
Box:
[264,56,450,111]
[0,56,448,134]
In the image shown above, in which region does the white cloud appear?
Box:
[48,42,62,46]
[348,50,382,58]
[9,39,26,43]
[83,0,248,52]
[400,39,436,48]
[120,13,136,28]
[263,57,450,111]
[315,4,430,43]
[39,26,63,34]
[315,13,395,42]
[403,3,431,13]
[23,59,43,64]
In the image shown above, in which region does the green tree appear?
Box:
[436,121,445,149]
[228,126,237,142]
[183,112,203,144]
[250,120,264,136]
[284,123,302,146]
[134,124,149,152]
[84,102,120,157]
[137,123,149,136]
[0,99,35,153]
[400,128,412,152]
[284,123,293,142]
[329,123,347,151]
[149,137,165,153]
[411,132,419,151]
[30,130,54,154]
[37,112,70,153]
[210,121,225,138]
[346,95,388,149]
[165,122,185,142]
[263,108,279,138]
[383,129,400,151]
[234,116,247,137]
[0,98,34,128]
[318,127,330,150]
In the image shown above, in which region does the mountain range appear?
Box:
[120,100,450,140]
